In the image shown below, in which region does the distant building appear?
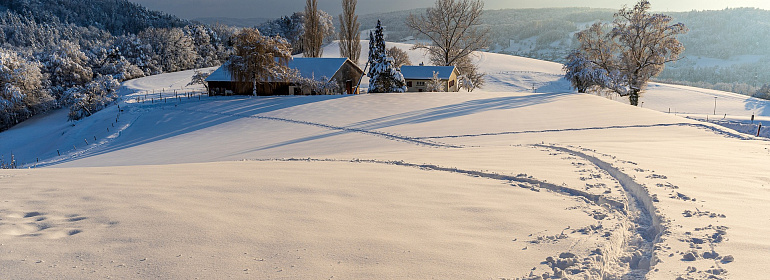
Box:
[401,65,460,92]
[205,57,363,96]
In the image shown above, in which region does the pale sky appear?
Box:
[129,0,770,20]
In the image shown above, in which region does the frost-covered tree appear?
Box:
[139,27,198,73]
[227,28,293,96]
[454,54,484,90]
[367,22,406,93]
[187,69,214,93]
[4,0,190,35]
[259,13,306,55]
[406,0,489,87]
[319,78,342,94]
[572,1,687,105]
[564,50,614,93]
[338,0,361,63]
[41,40,93,102]
[67,75,120,121]
[298,75,341,95]
[754,84,770,100]
[207,23,237,62]
[458,75,474,92]
[386,46,411,68]
[426,71,446,92]
[0,48,52,131]
[260,10,334,56]
[98,55,145,82]
[0,2,235,129]
[185,25,219,68]
[113,34,158,75]
[319,10,336,44]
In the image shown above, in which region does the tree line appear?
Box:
[0,0,238,131]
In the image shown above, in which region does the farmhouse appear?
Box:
[205,57,363,96]
[401,65,460,92]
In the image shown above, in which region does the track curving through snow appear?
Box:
[536,144,666,279]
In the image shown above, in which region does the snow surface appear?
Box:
[1,41,770,279]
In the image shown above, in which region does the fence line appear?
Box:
[4,87,215,169]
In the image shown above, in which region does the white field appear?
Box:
[1,42,769,279]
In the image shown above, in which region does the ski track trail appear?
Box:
[536,144,665,279]
[245,148,670,279]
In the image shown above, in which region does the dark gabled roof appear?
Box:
[400,65,457,80]
[206,58,360,82]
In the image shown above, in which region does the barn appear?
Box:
[205,57,364,96]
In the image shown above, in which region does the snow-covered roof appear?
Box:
[205,64,232,82]
[400,66,457,80]
[205,58,355,82]
[290,58,351,80]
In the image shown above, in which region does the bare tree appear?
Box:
[386,46,411,68]
[303,0,324,57]
[454,54,483,91]
[338,0,360,63]
[573,1,687,106]
[227,28,293,95]
[187,69,214,93]
[406,0,490,83]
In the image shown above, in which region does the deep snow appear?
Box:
[1,41,769,279]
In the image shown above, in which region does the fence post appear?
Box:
[758,123,763,137]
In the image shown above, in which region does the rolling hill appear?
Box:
[1,42,769,279]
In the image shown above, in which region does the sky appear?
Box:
[128,0,770,20]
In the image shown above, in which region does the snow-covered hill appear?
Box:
[1,42,769,279]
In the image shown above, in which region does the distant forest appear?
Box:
[0,0,236,131]
[357,7,770,96]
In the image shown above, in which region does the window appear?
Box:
[449,80,455,87]
[407,81,413,87]
[416,81,426,86]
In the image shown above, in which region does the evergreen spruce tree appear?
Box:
[367,20,406,93]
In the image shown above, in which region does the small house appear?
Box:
[205,57,364,96]
[400,65,460,92]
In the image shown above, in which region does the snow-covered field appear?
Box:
[1,42,769,279]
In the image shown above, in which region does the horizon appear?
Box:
[127,0,770,20]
